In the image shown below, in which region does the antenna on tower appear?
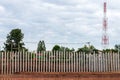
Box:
[102,2,109,49]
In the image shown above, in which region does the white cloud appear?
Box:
[0,0,119,50]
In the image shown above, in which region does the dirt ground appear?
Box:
[1,72,120,80]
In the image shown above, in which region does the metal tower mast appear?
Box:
[102,2,109,49]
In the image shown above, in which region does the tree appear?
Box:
[52,45,61,51]
[115,44,120,53]
[77,45,98,54]
[4,28,25,51]
[102,48,116,53]
[52,45,75,52]
[37,40,46,52]
[70,48,75,52]
[60,46,70,52]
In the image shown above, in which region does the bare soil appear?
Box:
[1,72,120,80]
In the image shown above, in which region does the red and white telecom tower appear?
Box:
[102,2,109,49]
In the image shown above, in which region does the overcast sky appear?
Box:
[0,0,120,51]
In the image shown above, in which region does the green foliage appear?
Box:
[77,45,98,54]
[115,44,120,53]
[60,46,74,52]
[52,45,75,52]
[101,45,120,53]
[52,45,61,51]
[4,28,25,51]
[37,40,46,52]
[103,48,117,53]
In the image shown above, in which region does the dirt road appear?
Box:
[0,72,120,80]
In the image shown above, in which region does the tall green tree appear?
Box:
[37,40,46,52]
[4,28,25,51]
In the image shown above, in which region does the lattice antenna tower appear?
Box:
[102,1,109,49]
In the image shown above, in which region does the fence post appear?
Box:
[80,52,82,72]
[68,51,70,72]
[12,52,14,74]
[115,53,117,72]
[113,53,115,72]
[102,53,105,72]
[71,53,74,72]
[93,52,95,72]
[47,51,49,72]
[107,53,109,72]
[4,52,6,74]
[74,52,75,72]
[1,52,3,74]
[45,51,47,72]
[14,52,16,73]
[6,52,8,74]
[38,52,39,72]
[25,52,27,72]
[76,52,78,72]
[27,52,29,72]
[53,51,55,72]
[78,52,79,72]
[35,53,38,72]
[84,52,86,72]
[105,53,107,72]
[118,53,120,71]
[86,53,87,72]
[30,52,32,72]
[55,51,57,72]
[88,53,90,72]
[17,52,19,73]
[108,53,114,71]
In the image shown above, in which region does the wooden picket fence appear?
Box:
[0,51,120,74]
